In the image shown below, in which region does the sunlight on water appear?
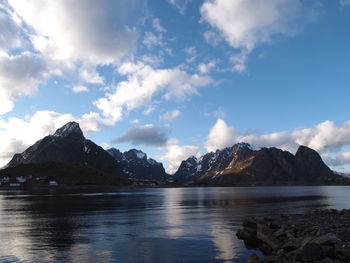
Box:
[0,186,349,263]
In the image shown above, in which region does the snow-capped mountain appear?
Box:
[6,122,124,177]
[174,143,343,185]
[174,143,254,182]
[107,148,168,181]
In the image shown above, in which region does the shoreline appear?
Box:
[1,183,350,191]
[236,209,350,263]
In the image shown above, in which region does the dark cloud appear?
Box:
[113,124,169,146]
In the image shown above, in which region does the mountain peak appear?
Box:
[126,149,147,160]
[53,122,84,139]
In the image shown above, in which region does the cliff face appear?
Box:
[174,143,340,185]
[294,146,335,184]
[5,122,124,177]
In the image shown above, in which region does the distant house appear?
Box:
[49,180,58,186]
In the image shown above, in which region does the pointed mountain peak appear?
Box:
[126,149,147,160]
[53,122,84,139]
[295,145,319,158]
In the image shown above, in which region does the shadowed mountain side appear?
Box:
[107,148,169,181]
[174,143,349,186]
[0,162,131,186]
[5,122,125,178]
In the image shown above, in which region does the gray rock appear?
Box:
[312,234,341,246]
[300,243,322,261]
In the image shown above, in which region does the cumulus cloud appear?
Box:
[94,62,212,123]
[159,143,200,174]
[184,46,197,63]
[72,85,89,93]
[0,52,49,114]
[79,69,104,84]
[322,152,350,167]
[200,0,314,71]
[8,0,140,66]
[0,111,74,166]
[143,31,165,49]
[160,110,181,122]
[0,0,143,115]
[113,124,169,147]
[198,60,217,74]
[203,119,350,171]
[205,119,238,152]
[205,119,350,155]
[0,4,27,52]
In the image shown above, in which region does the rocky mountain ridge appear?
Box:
[174,143,346,185]
[4,122,168,182]
[3,122,348,186]
[107,148,168,181]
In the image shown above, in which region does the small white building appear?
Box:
[49,180,58,186]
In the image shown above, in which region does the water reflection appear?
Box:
[0,186,348,263]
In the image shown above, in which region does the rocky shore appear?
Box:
[236,209,350,263]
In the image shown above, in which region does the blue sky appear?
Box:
[0,0,349,173]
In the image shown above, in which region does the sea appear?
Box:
[0,186,349,263]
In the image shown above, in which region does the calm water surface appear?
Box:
[0,186,350,263]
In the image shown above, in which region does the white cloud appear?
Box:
[0,0,143,115]
[72,85,89,94]
[198,60,217,74]
[79,112,113,133]
[152,18,166,33]
[143,31,165,49]
[79,69,104,84]
[160,110,181,122]
[291,121,350,152]
[0,110,112,166]
[203,31,222,46]
[205,119,238,152]
[204,119,350,168]
[0,111,74,166]
[94,61,212,123]
[323,152,350,167]
[184,46,197,63]
[0,52,49,114]
[0,4,28,52]
[142,105,156,116]
[159,143,200,174]
[8,0,140,66]
[168,0,193,15]
[230,51,249,73]
[200,0,313,70]
[140,54,163,67]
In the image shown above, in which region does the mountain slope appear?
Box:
[107,148,168,181]
[0,162,130,186]
[5,122,124,177]
[174,143,345,185]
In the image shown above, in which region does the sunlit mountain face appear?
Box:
[0,0,350,175]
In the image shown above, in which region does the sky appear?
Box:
[0,0,349,174]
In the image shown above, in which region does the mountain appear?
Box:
[0,162,130,186]
[107,148,168,181]
[174,143,346,185]
[5,122,124,177]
